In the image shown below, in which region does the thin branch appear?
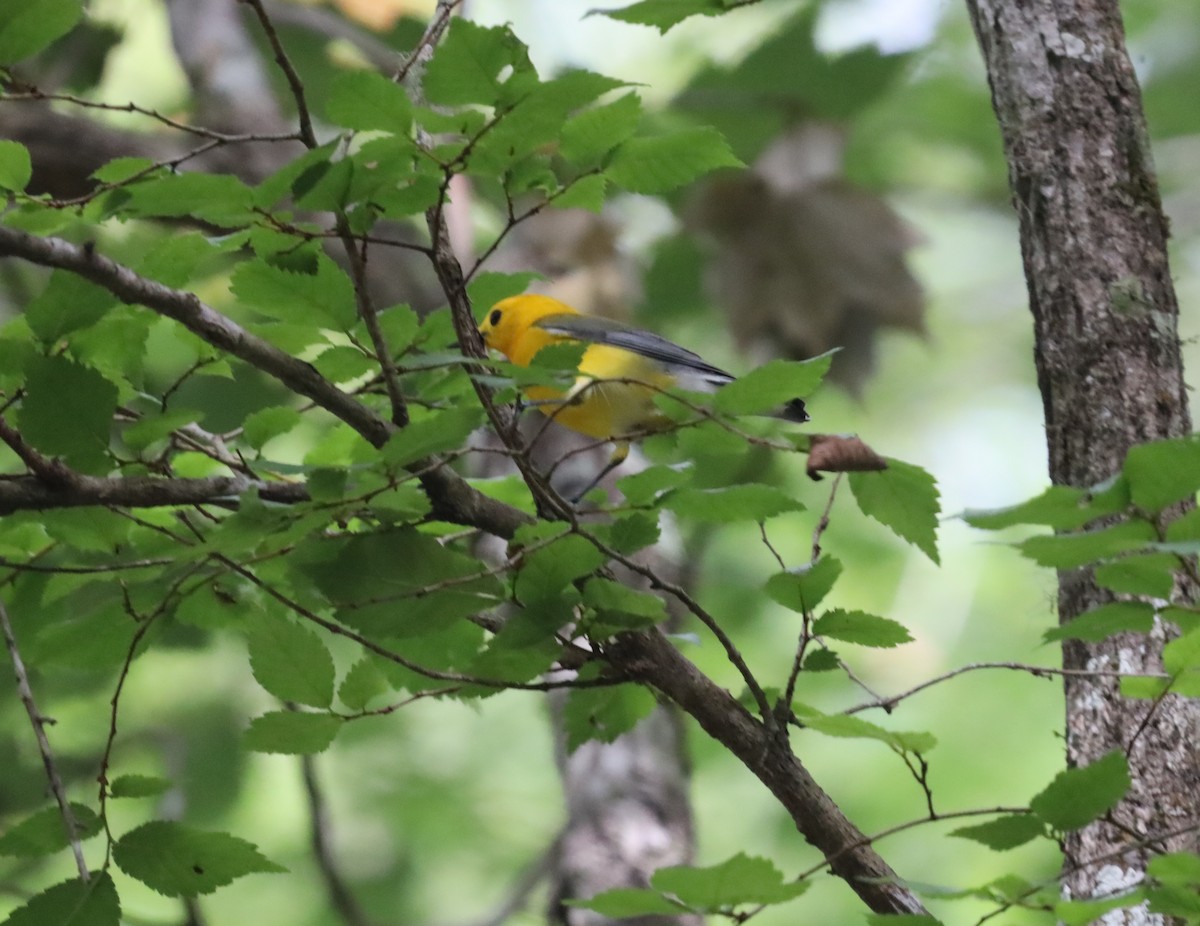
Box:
[810,473,843,564]
[843,661,1169,716]
[299,751,374,926]
[0,600,90,882]
[238,0,318,148]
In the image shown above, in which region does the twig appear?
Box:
[811,473,843,564]
[844,661,1169,716]
[238,0,318,148]
[0,600,90,881]
[299,751,374,926]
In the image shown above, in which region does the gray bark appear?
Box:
[966,0,1200,916]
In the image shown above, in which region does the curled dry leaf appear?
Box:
[806,434,888,481]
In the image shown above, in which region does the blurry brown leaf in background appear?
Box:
[687,123,925,395]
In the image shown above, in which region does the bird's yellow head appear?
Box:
[478,293,578,361]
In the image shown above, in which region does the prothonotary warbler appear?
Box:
[479,293,811,495]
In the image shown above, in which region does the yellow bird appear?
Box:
[478,293,810,494]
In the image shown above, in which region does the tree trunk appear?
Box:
[966,0,1200,916]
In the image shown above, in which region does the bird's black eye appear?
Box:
[489,309,502,326]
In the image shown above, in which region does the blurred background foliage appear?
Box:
[1,0,1197,924]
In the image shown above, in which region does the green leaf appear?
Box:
[18,355,117,473]
[243,710,342,754]
[1148,852,1200,886]
[247,615,336,708]
[608,127,742,194]
[0,804,101,856]
[563,683,657,751]
[568,888,686,918]
[606,512,661,554]
[113,821,285,897]
[560,92,643,164]
[337,657,390,712]
[1163,629,1200,696]
[849,460,940,563]
[600,0,726,33]
[2,871,119,926]
[766,556,842,614]
[1094,553,1179,598]
[0,140,32,191]
[949,814,1045,851]
[714,355,833,417]
[1029,751,1130,831]
[962,483,1125,531]
[1043,601,1155,643]
[583,576,667,628]
[242,406,303,450]
[298,528,504,638]
[467,272,542,316]
[25,270,118,344]
[516,533,606,604]
[109,774,172,799]
[651,853,809,909]
[551,173,609,212]
[123,172,254,226]
[381,406,485,467]
[616,463,690,505]
[424,19,530,107]
[1018,520,1156,569]
[664,484,803,523]
[1055,891,1148,926]
[0,0,83,63]
[794,708,936,753]
[1123,437,1200,513]
[91,156,156,184]
[311,345,374,383]
[865,917,945,926]
[230,254,357,330]
[812,608,912,648]
[326,69,412,132]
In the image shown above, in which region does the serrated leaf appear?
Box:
[516,533,606,604]
[467,273,542,316]
[714,355,833,417]
[812,608,912,647]
[424,19,529,107]
[1018,519,1156,569]
[608,125,741,195]
[551,173,609,212]
[25,270,118,344]
[561,92,643,164]
[1163,629,1200,696]
[231,255,357,330]
[583,576,666,627]
[1055,891,1147,926]
[616,463,690,505]
[1119,674,1171,699]
[766,556,842,614]
[606,512,661,554]
[1044,601,1155,643]
[795,708,935,753]
[1148,852,1200,885]
[114,821,285,897]
[18,355,117,473]
[248,616,336,708]
[950,814,1045,851]
[1094,553,1179,598]
[652,853,809,909]
[109,774,172,799]
[0,0,84,63]
[123,172,254,226]
[91,156,156,184]
[663,483,803,522]
[242,406,303,450]
[337,657,390,711]
[326,69,412,132]
[568,888,686,918]
[803,648,840,671]
[1029,751,1130,831]
[0,804,101,856]
[962,483,1125,531]
[563,683,657,751]
[2,871,119,926]
[600,0,726,33]
[849,460,940,563]
[381,406,485,467]
[1123,437,1200,513]
[243,710,342,754]
[0,140,32,191]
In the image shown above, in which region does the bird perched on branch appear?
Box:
[478,293,811,495]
